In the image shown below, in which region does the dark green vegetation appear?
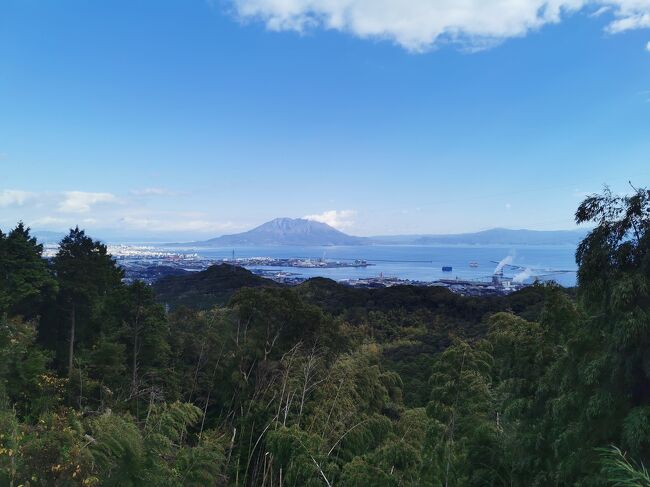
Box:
[1,186,649,486]
[154,264,280,310]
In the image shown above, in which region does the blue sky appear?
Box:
[1,0,649,240]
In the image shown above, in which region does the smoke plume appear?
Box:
[494,255,513,274]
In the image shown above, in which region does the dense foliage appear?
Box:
[0,186,649,485]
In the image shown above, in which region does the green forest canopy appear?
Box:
[0,186,649,486]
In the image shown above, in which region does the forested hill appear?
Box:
[153,263,280,309]
[294,277,548,321]
[1,187,650,486]
[153,263,548,319]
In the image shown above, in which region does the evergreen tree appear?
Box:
[53,227,123,376]
[0,222,57,319]
[0,316,52,418]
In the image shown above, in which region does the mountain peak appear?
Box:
[193,217,367,246]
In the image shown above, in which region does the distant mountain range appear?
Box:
[372,228,589,246]
[32,230,67,244]
[179,218,588,247]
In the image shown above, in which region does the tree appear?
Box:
[1,408,94,486]
[427,338,497,487]
[230,287,338,363]
[516,185,650,485]
[88,402,225,486]
[120,282,170,404]
[486,300,576,486]
[53,227,123,377]
[339,457,395,487]
[568,186,650,478]
[0,317,53,419]
[0,222,57,319]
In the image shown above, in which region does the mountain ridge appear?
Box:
[371,227,589,246]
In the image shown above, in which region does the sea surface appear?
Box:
[168,244,579,287]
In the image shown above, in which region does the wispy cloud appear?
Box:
[230,1,650,52]
[606,10,650,33]
[58,191,117,213]
[0,188,242,237]
[0,190,35,208]
[590,5,611,17]
[304,209,356,230]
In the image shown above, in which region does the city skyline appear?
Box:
[1,1,649,240]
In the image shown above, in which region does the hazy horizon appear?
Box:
[25,218,589,245]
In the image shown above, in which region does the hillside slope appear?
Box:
[153,264,280,309]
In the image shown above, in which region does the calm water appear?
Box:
[170,244,579,287]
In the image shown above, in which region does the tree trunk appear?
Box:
[132,335,138,388]
[132,314,139,392]
[68,302,76,377]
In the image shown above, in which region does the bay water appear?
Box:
[170,244,579,287]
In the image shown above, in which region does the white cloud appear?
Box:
[58,191,117,213]
[0,190,34,207]
[304,209,356,230]
[0,189,241,237]
[646,40,650,50]
[231,0,650,51]
[606,7,650,33]
[590,5,611,16]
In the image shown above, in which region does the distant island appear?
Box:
[184,217,370,247]
[372,227,589,246]
[173,218,588,247]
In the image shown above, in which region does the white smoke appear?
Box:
[513,268,534,284]
[494,255,513,274]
